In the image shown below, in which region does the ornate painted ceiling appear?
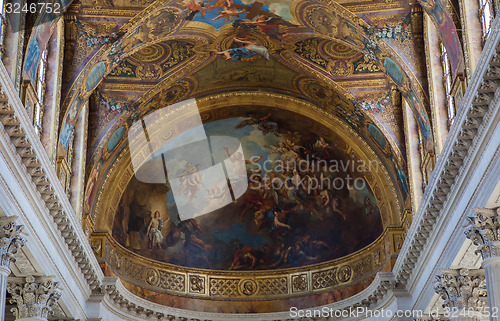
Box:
[34,0,463,310]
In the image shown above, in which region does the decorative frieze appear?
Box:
[105,239,381,300]
[7,275,62,320]
[465,207,500,260]
[0,216,26,269]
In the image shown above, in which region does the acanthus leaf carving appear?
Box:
[465,207,500,260]
[434,268,487,313]
[7,275,62,320]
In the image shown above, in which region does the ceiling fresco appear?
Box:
[56,0,454,227]
[22,0,461,165]
[60,0,444,240]
[57,0,438,159]
[23,0,463,306]
[111,109,384,270]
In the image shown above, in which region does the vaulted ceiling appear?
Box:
[55,0,441,310]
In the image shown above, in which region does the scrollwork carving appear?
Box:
[0,216,26,269]
[464,207,500,260]
[189,275,205,294]
[291,274,307,292]
[434,268,487,313]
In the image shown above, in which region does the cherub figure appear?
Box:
[211,7,245,22]
[178,162,204,203]
[184,0,207,21]
[207,0,232,13]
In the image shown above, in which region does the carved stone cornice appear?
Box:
[393,13,500,292]
[434,268,487,312]
[0,61,102,291]
[0,216,26,270]
[7,275,62,320]
[465,207,500,260]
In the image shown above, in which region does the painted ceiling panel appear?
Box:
[41,0,462,307]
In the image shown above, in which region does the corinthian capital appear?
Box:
[0,216,26,269]
[7,275,62,320]
[434,268,487,313]
[465,207,500,260]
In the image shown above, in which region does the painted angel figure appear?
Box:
[312,137,331,159]
[235,112,279,136]
[239,14,296,43]
[207,0,232,13]
[206,186,231,205]
[214,37,270,61]
[223,147,247,180]
[183,0,207,21]
[178,162,205,203]
[211,7,245,22]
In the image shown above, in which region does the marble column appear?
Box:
[7,275,61,321]
[465,207,500,321]
[0,217,26,318]
[434,268,487,321]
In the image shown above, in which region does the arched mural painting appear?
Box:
[49,0,468,246]
[111,108,384,270]
[58,0,440,159]
[62,0,447,225]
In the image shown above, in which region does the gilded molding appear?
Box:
[103,233,387,300]
[393,14,500,292]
